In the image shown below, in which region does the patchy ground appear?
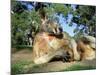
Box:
[11,48,96,74]
[11,49,33,64]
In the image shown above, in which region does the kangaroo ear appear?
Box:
[39,8,46,20]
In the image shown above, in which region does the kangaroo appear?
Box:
[33,32,75,64]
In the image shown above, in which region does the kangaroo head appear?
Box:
[45,20,63,35]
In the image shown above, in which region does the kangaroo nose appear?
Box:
[59,27,63,33]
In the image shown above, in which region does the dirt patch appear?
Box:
[11,49,33,64]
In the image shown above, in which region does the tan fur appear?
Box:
[33,30,96,64]
[69,39,80,61]
[77,40,95,60]
[33,32,74,64]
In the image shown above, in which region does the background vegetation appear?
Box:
[11,1,96,47]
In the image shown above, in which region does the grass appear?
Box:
[11,60,41,75]
[63,64,96,71]
[11,62,24,75]
[11,60,33,75]
[11,60,48,74]
[11,61,96,75]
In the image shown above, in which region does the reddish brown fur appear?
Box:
[33,32,74,64]
[77,39,95,60]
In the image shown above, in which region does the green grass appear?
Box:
[63,64,96,71]
[11,60,41,75]
[11,62,24,75]
[11,60,96,74]
[11,61,33,75]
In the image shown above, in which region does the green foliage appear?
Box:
[51,4,72,17]
[13,45,32,50]
[11,1,96,46]
[11,1,28,14]
[72,5,96,37]
[11,10,31,45]
[11,62,24,75]
[11,1,40,46]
